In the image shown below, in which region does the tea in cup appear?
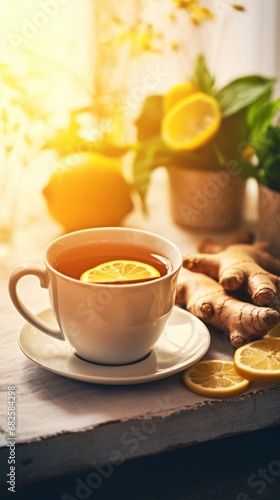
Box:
[9,227,182,365]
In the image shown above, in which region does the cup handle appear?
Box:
[8,263,64,340]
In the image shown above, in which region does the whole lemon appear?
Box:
[42,152,133,231]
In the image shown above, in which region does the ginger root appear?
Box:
[197,228,255,254]
[183,242,280,308]
[176,270,280,348]
[177,230,280,347]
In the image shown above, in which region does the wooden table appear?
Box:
[5,426,280,500]
[0,170,279,499]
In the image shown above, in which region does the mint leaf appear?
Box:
[254,125,280,191]
[248,96,280,143]
[263,153,280,192]
[190,54,216,95]
[216,75,275,118]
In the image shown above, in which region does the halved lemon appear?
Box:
[80,259,160,283]
[183,359,250,399]
[234,338,280,382]
[163,82,198,113]
[162,92,221,151]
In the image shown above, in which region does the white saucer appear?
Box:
[18,306,211,385]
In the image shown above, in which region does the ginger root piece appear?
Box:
[176,271,280,348]
[197,228,255,254]
[183,243,280,308]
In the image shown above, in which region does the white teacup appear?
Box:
[9,227,182,365]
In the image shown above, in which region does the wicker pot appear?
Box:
[167,166,246,230]
[258,184,280,256]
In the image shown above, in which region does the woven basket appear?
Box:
[258,184,280,256]
[167,166,246,230]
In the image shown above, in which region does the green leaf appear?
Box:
[214,108,249,162]
[248,96,280,144]
[134,95,163,141]
[262,154,280,192]
[253,125,280,191]
[190,54,216,95]
[216,75,276,118]
[257,124,280,160]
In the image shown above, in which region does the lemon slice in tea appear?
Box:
[80,259,161,283]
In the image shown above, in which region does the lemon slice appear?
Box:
[162,92,221,151]
[265,324,280,339]
[183,359,250,399]
[80,259,160,283]
[163,82,198,113]
[234,338,280,382]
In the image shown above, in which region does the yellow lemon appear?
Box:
[43,152,133,232]
[183,359,250,399]
[234,338,280,382]
[265,324,280,338]
[80,260,160,283]
[162,92,221,151]
[163,82,198,113]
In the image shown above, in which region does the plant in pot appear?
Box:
[247,95,280,255]
[132,55,276,230]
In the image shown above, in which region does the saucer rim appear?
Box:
[18,306,211,385]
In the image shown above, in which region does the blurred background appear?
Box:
[1,0,280,257]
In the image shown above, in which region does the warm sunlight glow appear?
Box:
[0,0,92,123]
[0,0,94,176]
